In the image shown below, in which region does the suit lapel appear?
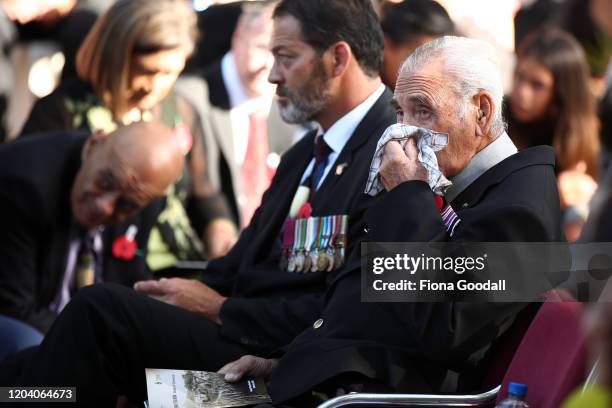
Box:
[204,63,241,203]
[203,62,231,110]
[248,131,317,260]
[43,139,84,304]
[208,107,237,174]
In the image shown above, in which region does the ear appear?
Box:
[82,130,108,161]
[472,91,495,138]
[328,41,352,78]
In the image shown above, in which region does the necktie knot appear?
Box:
[314,135,331,163]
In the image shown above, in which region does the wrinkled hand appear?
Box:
[204,218,238,259]
[218,356,279,383]
[379,138,428,191]
[134,278,226,323]
[557,162,597,208]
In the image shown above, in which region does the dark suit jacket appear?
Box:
[202,89,396,352]
[183,2,243,74]
[0,132,159,333]
[175,63,298,227]
[269,146,563,403]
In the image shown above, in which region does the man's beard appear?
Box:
[276,60,331,124]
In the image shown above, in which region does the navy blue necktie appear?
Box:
[309,135,332,194]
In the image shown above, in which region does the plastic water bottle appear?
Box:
[495,382,530,407]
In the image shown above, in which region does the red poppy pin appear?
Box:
[297,202,312,219]
[112,225,138,261]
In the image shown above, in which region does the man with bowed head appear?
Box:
[0,122,184,359]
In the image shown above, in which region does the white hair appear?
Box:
[400,36,506,135]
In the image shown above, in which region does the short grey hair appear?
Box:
[400,36,506,135]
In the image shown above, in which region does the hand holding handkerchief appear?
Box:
[364,123,452,196]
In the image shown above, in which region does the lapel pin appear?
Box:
[335,163,348,176]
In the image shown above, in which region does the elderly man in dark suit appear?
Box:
[217,36,564,405]
[0,122,184,360]
[10,0,396,405]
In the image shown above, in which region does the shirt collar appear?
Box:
[445,131,518,203]
[318,84,386,154]
[221,52,249,108]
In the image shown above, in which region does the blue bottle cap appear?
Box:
[508,382,528,398]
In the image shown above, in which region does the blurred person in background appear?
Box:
[2,0,113,81]
[183,1,243,74]
[176,0,299,228]
[379,0,455,89]
[515,0,611,93]
[0,0,113,142]
[507,28,600,241]
[558,0,612,100]
[515,0,612,168]
[0,122,184,362]
[19,0,238,270]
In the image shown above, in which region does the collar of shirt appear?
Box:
[445,131,518,203]
[318,83,386,155]
[300,83,386,189]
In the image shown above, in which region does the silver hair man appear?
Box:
[399,36,506,136]
[383,35,514,189]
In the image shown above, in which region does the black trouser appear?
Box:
[16,284,253,407]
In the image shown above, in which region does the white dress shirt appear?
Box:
[299,84,386,190]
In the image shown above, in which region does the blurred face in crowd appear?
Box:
[268,14,332,124]
[1,0,75,25]
[233,11,276,98]
[382,35,436,89]
[71,123,183,228]
[127,47,189,111]
[510,56,555,123]
[393,58,489,177]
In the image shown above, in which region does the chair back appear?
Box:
[495,291,587,407]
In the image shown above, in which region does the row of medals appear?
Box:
[281,215,348,274]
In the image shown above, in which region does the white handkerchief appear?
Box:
[365,123,452,196]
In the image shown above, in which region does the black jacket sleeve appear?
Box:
[201,177,270,295]
[0,187,56,332]
[218,294,323,351]
[367,180,555,365]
